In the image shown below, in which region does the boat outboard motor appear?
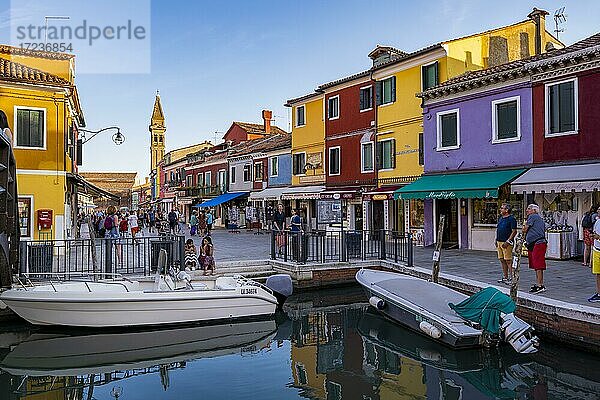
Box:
[265,274,293,306]
[500,313,539,354]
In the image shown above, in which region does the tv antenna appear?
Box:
[553,7,567,39]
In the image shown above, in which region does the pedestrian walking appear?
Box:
[168,209,178,235]
[290,209,303,261]
[148,209,156,233]
[588,206,600,302]
[190,210,199,236]
[496,203,518,284]
[582,205,597,267]
[198,211,207,235]
[523,204,548,294]
[129,212,140,242]
[206,209,214,234]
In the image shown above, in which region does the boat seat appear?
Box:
[215,277,238,290]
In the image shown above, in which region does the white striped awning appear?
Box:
[511,163,600,193]
[249,187,287,201]
[280,185,325,200]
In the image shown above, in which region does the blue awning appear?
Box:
[194,192,248,208]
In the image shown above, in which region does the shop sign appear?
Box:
[320,192,356,200]
[428,191,456,199]
[372,194,390,201]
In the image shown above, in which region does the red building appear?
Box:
[512,33,600,249]
[320,71,376,230]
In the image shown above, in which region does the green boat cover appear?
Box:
[448,287,516,334]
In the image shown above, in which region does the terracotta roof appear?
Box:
[233,122,288,136]
[231,133,291,157]
[419,32,600,100]
[372,43,444,71]
[164,141,213,165]
[80,172,137,194]
[285,90,323,107]
[0,57,71,87]
[0,44,74,60]
[318,70,371,90]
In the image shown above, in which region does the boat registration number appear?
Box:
[241,288,258,295]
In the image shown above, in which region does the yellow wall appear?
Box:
[290,96,325,186]
[375,19,560,183]
[17,173,66,239]
[379,357,426,399]
[290,345,326,399]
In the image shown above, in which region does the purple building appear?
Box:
[397,65,533,250]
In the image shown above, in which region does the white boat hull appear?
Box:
[1,279,278,327]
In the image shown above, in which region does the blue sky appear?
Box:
[2,1,599,180]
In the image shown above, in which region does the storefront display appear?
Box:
[409,199,424,246]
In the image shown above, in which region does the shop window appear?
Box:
[472,195,524,227]
[296,105,305,127]
[16,107,45,148]
[437,109,460,150]
[18,197,32,238]
[546,78,577,136]
[492,96,520,142]
[422,61,439,91]
[254,162,263,181]
[409,199,424,228]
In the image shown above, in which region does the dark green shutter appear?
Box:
[390,139,396,169]
[559,81,575,132]
[418,133,424,165]
[76,139,83,166]
[391,76,396,103]
[376,81,383,105]
[376,141,383,169]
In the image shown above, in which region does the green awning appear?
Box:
[394,169,526,200]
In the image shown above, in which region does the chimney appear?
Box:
[528,8,549,55]
[262,109,272,134]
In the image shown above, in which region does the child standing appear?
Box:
[184,239,198,270]
[202,236,215,275]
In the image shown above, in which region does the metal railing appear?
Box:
[270,230,413,266]
[19,234,186,279]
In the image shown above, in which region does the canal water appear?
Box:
[0,287,598,400]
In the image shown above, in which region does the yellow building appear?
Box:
[0,45,85,240]
[369,8,562,234]
[284,92,325,228]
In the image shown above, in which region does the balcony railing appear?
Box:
[179,185,226,198]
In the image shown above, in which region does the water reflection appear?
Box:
[0,287,598,400]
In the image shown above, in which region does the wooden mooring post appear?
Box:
[432,215,445,283]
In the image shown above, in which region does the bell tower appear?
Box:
[149,90,166,172]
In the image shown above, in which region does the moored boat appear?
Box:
[355,269,538,353]
[0,273,288,328]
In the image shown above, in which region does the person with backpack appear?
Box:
[582,205,598,267]
[104,206,119,239]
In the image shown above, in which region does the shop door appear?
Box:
[372,201,384,232]
[354,204,363,231]
[436,199,458,249]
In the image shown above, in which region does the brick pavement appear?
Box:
[114,225,600,308]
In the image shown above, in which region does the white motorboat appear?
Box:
[1,319,276,377]
[0,272,283,328]
[356,269,538,353]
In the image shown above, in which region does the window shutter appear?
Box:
[434,62,439,87]
[375,141,383,169]
[376,81,383,105]
[359,89,365,110]
[391,139,396,169]
[391,76,396,103]
[76,139,83,166]
[418,133,424,166]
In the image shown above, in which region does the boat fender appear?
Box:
[369,296,385,310]
[419,321,442,339]
[417,349,442,362]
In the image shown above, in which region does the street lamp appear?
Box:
[79,126,125,145]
